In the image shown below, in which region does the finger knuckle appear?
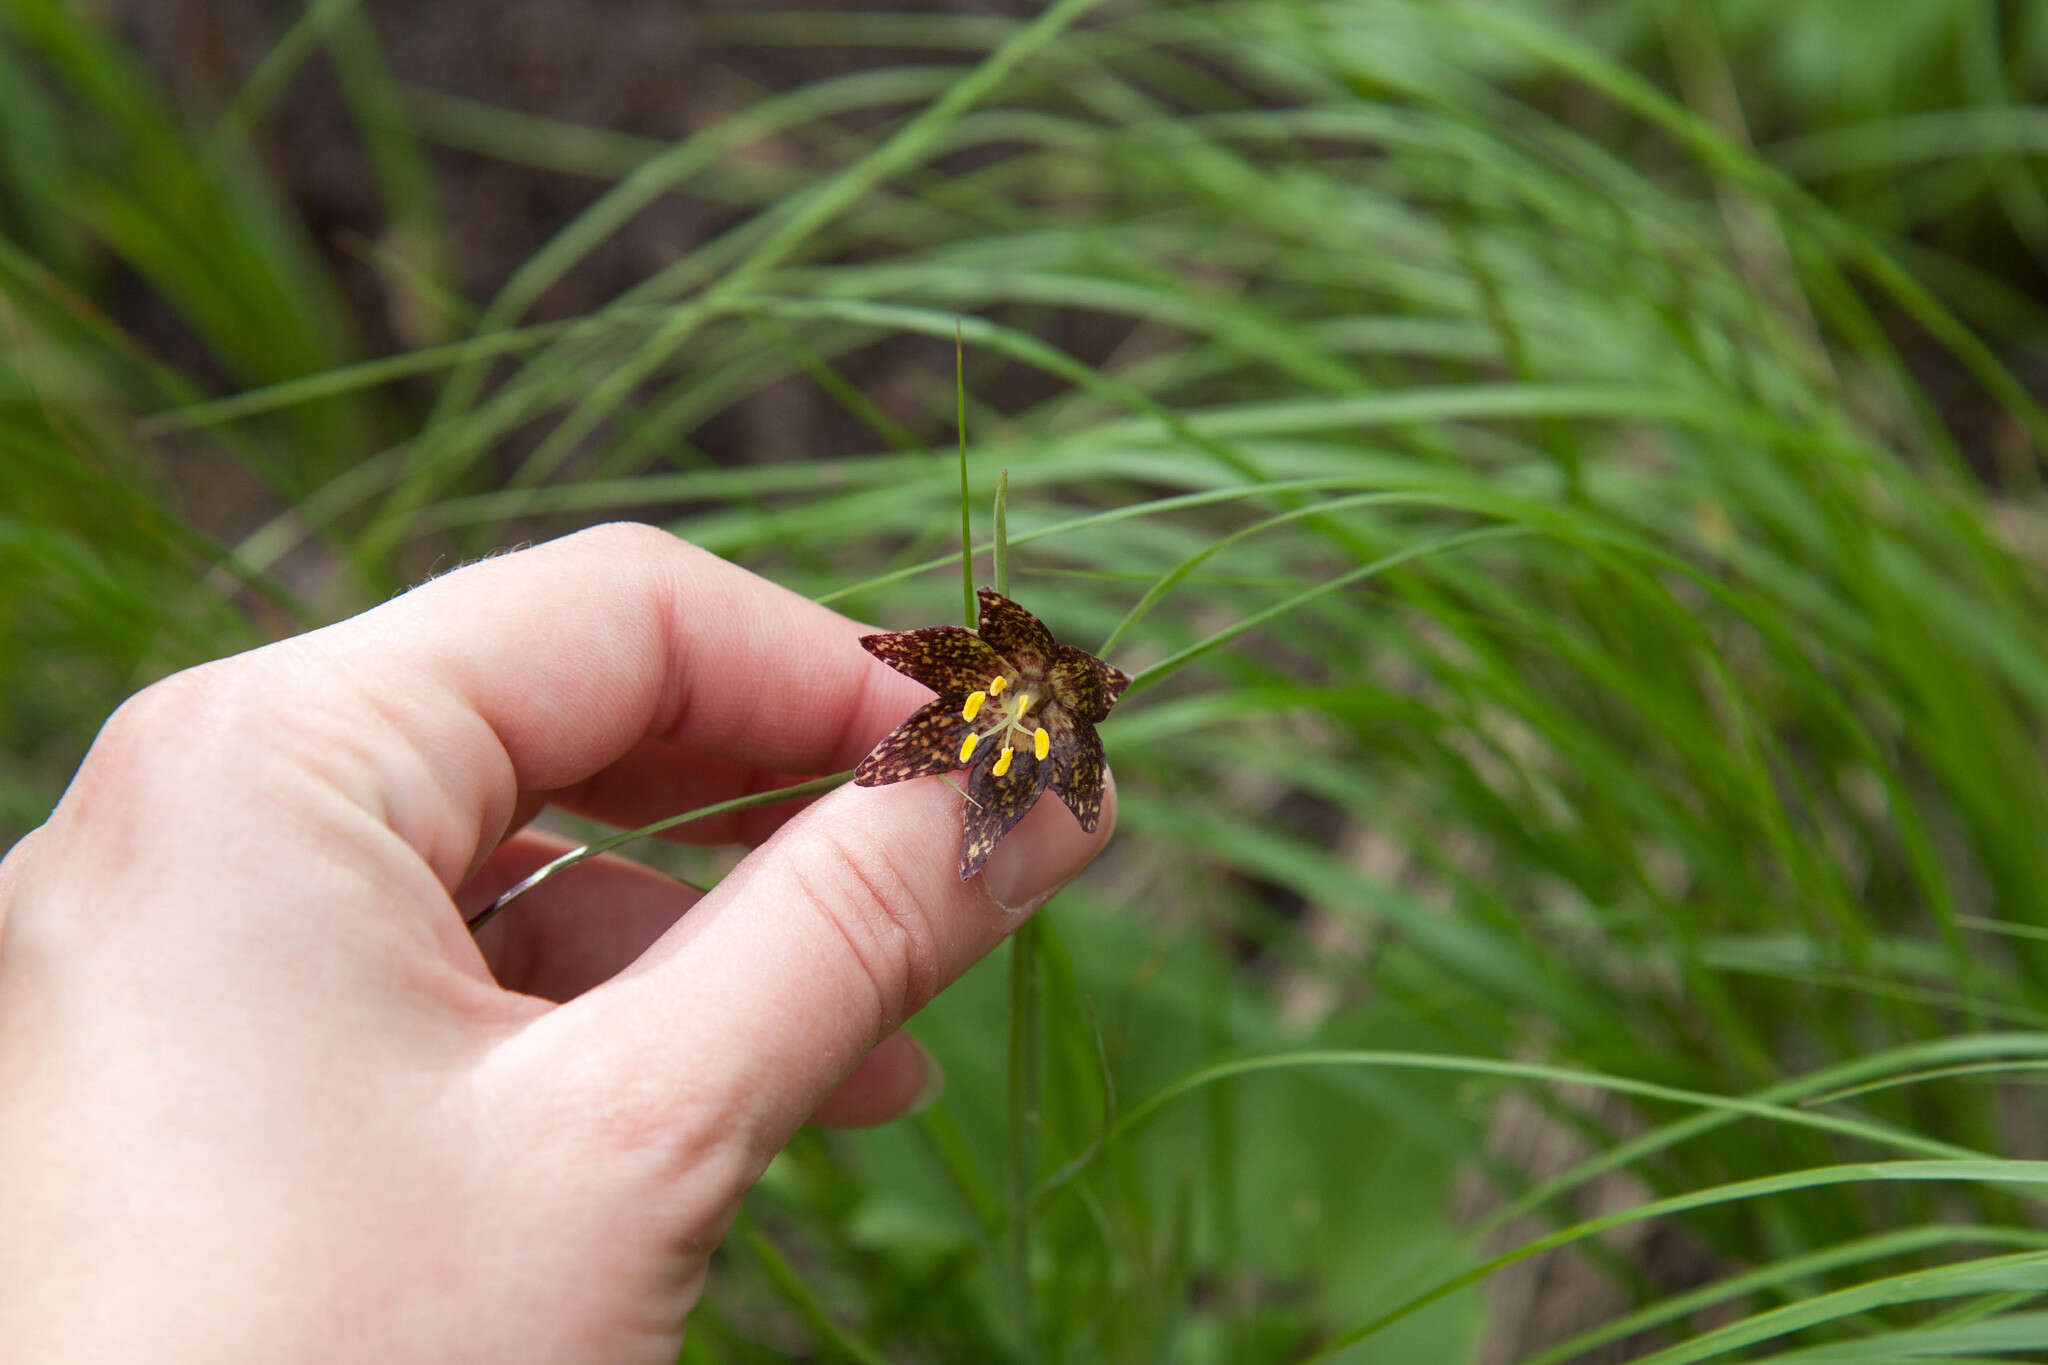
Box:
[93,660,261,774]
[792,831,944,1028]
[566,520,694,563]
[497,1043,756,1233]
[47,662,290,907]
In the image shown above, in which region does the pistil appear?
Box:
[956,675,1050,773]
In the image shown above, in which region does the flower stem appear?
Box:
[466,770,854,933]
[956,318,975,627]
[1005,912,1042,1358]
[993,467,1011,598]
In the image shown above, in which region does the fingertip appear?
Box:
[980,766,1118,913]
[526,765,1118,1159]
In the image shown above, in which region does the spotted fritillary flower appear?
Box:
[855,588,1129,879]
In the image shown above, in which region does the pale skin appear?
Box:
[0,523,1114,1362]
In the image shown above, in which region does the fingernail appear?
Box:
[981,774,1117,913]
[908,1039,946,1115]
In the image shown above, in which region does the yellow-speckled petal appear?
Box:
[976,588,1057,674]
[1043,709,1108,832]
[1046,644,1131,725]
[854,698,978,787]
[959,739,1053,879]
[861,626,1010,696]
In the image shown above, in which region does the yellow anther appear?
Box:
[959,733,979,763]
[963,690,986,721]
[993,747,1015,777]
[988,675,1009,695]
[1034,727,1051,761]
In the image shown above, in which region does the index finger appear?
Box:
[292,523,924,887]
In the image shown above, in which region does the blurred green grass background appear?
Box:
[10,0,2048,1359]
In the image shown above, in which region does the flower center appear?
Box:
[957,675,1051,776]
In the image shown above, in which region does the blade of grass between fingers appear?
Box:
[466,772,851,933]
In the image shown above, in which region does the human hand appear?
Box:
[0,524,1113,1362]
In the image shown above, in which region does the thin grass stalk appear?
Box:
[745,1230,891,1365]
[1006,911,1043,1360]
[465,772,850,933]
[993,468,1010,598]
[986,447,1039,1357]
[957,320,974,625]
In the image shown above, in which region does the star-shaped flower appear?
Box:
[855,588,1130,880]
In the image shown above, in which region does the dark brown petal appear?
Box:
[1042,708,1108,832]
[854,698,976,787]
[862,626,1010,696]
[958,742,1053,880]
[1046,644,1130,725]
[975,588,1057,675]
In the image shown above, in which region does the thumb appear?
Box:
[505,768,1113,1172]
